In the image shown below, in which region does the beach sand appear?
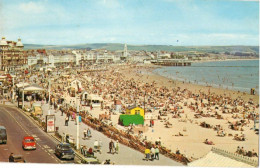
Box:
[119,65,259,159]
[50,63,258,161]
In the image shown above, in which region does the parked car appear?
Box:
[32,103,43,116]
[0,126,7,144]
[55,143,75,160]
[13,155,26,163]
[81,157,100,164]
[22,136,36,150]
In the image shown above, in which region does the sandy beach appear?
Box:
[24,63,259,162]
[119,64,259,159]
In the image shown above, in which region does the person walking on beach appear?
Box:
[155,146,159,160]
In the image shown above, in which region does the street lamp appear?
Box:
[76,87,80,150]
[48,74,51,115]
[22,70,25,109]
[12,76,14,102]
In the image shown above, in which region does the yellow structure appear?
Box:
[125,105,145,118]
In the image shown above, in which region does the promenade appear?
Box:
[41,103,182,166]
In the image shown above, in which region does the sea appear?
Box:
[153,60,259,94]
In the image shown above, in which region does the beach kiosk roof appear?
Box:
[87,94,103,101]
[127,105,140,110]
[23,85,45,92]
[16,82,30,88]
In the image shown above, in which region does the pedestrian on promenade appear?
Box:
[145,147,150,161]
[94,140,99,151]
[9,153,14,162]
[115,140,119,154]
[150,146,155,160]
[87,128,91,138]
[155,146,159,160]
[109,140,114,154]
[87,147,94,157]
[65,116,69,126]
[61,107,64,116]
[83,129,87,140]
[67,113,70,120]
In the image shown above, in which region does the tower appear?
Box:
[123,43,127,57]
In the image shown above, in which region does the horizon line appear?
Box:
[23,43,259,47]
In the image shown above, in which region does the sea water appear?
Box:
[153,60,259,94]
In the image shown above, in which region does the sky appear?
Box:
[0,0,259,46]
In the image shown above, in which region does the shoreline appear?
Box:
[147,61,259,100]
[120,65,259,159]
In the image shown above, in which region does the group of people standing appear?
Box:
[145,146,160,161]
[83,128,91,139]
[109,140,119,154]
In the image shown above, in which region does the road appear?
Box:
[0,105,74,164]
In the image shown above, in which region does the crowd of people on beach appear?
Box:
[12,64,259,161]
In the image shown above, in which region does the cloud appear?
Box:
[97,0,121,8]
[18,1,46,14]
[167,33,258,46]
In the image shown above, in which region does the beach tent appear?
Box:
[119,114,144,126]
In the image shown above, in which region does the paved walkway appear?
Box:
[40,102,182,166]
[1,96,182,166]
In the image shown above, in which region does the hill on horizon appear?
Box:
[24,43,259,54]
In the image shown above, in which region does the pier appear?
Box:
[151,59,192,66]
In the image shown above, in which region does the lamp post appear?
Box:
[22,71,25,109]
[76,90,80,150]
[144,90,146,118]
[48,76,51,115]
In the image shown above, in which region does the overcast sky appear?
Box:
[0,0,259,45]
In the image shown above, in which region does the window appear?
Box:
[135,110,140,115]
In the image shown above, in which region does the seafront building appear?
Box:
[0,37,27,71]
[0,38,192,70]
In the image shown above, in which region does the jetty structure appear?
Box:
[150,58,192,66]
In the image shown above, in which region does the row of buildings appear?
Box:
[0,37,192,71]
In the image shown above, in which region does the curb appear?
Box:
[2,102,88,164]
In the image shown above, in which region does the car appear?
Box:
[55,143,75,160]
[81,157,100,164]
[22,136,36,150]
[0,126,7,144]
[13,154,26,163]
